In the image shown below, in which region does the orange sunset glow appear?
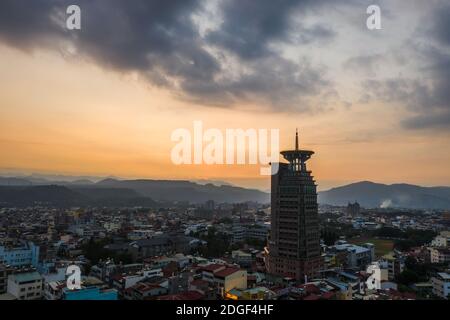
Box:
[0,1,449,191]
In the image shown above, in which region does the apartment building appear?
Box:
[7,271,43,300]
[431,273,450,299]
[0,264,14,294]
[430,247,450,264]
[0,241,40,268]
[198,263,247,296]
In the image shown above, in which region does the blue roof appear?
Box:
[339,271,359,281]
[326,278,349,291]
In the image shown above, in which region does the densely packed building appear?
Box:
[0,189,449,300]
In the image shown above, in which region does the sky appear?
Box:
[0,0,449,191]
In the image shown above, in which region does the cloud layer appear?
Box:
[0,0,449,130]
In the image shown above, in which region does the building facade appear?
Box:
[0,241,40,268]
[347,202,360,217]
[328,241,375,269]
[431,231,450,248]
[380,253,405,280]
[266,131,323,281]
[431,273,450,299]
[0,264,14,294]
[7,271,43,300]
[430,247,450,264]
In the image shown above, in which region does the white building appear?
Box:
[112,268,163,293]
[430,247,450,264]
[331,241,375,269]
[44,281,65,300]
[103,222,121,233]
[232,223,269,244]
[431,273,450,299]
[431,231,450,248]
[7,271,43,300]
[363,222,380,230]
[380,253,405,280]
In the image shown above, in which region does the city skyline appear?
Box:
[0,1,449,305]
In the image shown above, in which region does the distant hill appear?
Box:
[0,185,86,207]
[0,177,34,186]
[193,179,234,187]
[0,185,157,207]
[96,179,269,203]
[318,181,450,209]
[0,176,269,205]
[0,176,94,186]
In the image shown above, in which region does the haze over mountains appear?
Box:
[318,181,450,210]
[0,176,269,206]
[0,176,449,209]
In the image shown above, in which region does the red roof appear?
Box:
[297,283,321,294]
[199,264,225,273]
[214,267,241,278]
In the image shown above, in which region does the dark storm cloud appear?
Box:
[206,0,327,60]
[0,0,217,83]
[293,24,336,45]
[0,0,337,111]
[0,0,65,46]
[403,4,450,131]
[206,0,343,60]
[430,2,450,47]
[359,2,450,131]
[181,56,332,110]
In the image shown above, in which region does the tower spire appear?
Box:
[295,128,299,151]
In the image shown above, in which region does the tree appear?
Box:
[197,228,231,258]
[397,269,419,286]
[321,229,339,246]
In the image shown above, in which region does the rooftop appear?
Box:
[198,263,225,273]
[11,271,42,283]
[334,243,372,254]
[214,267,241,278]
[436,272,450,280]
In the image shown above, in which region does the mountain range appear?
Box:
[0,176,269,207]
[318,181,450,209]
[0,176,449,209]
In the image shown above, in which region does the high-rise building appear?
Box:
[265,130,322,281]
[347,202,360,217]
